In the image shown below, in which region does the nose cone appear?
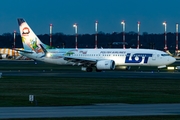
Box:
[169,57,176,64]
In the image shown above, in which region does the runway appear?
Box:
[0,59,180,79]
[1,70,180,79]
[1,103,180,119]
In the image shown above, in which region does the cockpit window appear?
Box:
[161,54,170,56]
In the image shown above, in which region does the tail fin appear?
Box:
[18,18,48,53]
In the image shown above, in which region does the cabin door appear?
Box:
[152,53,156,60]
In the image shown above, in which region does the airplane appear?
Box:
[17,18,176,72]
[0,48,29,60]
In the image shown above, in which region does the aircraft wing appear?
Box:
[64,56,98,66]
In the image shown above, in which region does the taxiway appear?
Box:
[1,104,180,119]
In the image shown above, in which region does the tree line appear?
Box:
[0,32,179,53]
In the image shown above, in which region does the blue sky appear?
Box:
[0,0,180,35]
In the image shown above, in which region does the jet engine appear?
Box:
[0,54,8,59]
[96,60,115,70]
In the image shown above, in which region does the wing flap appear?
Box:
[64,56,97,65]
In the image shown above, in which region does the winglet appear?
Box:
[17,18,25,26]
[39,44,48,54]
[39,44,48,58]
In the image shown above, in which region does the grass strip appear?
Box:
[0,76,180,106]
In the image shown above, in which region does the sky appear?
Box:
[0,0,180,35]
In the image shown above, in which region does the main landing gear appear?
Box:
[81,66,102,72]
[86,67,93,72]
[81,66,93,72]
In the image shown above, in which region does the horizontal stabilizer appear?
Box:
[39,44,48,54]
[15,49,33,53]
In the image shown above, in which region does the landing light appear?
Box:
[46,53,52,57]
[167,67,174,70]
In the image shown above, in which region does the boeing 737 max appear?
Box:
[17,18,176,72]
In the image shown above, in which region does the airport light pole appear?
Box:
[176,23,179,54]
[163,21,167,51]
[121,20,125,49]
[73,23,78,49]
[95,21,98,49]
[137,21,140,49]
[50,24,53,47]
[13,30,16,59]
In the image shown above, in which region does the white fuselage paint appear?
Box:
[20,48,176,67]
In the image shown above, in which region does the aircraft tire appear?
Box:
[86,67,93,72]
[96,68,102,72]
[126,66,131,70]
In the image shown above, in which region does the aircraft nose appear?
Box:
[169,57,176,64]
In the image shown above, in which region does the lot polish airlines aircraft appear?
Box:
[17,18,176,72]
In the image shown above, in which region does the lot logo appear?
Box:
[125,53,153,63]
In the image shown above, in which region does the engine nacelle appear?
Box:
[1,54,8,59]
[96,60,115,70]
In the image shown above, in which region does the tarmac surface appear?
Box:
[0,60,180,119]
[1,104,180,119]
[0,59,180,79]
[1,70,180,79]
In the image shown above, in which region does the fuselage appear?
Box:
[20,48,176,68]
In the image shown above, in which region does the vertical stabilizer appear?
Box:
[17,18,47,53]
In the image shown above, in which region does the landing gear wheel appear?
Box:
[126,66,131,70]
[86,67,93,72]
[96,68,102,72]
